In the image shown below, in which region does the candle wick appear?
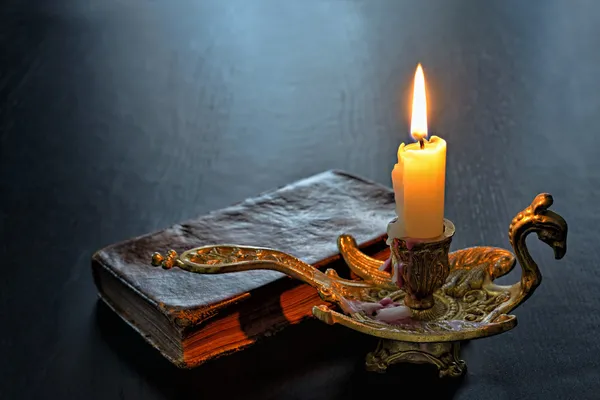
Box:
[419,139,425,149]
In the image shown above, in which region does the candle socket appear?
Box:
[390,219,455,311]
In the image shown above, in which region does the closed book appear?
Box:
[92,170,395,368]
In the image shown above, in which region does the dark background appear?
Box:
[1,0,599,399]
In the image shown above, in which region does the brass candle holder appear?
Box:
[151,193,568,377]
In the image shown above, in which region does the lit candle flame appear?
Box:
[410,63,427,142]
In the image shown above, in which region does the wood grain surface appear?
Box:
[1,0,599,399]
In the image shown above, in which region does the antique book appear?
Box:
[92,170,395,368]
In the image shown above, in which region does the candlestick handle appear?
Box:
[150,244,375,308]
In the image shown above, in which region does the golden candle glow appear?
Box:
[410,63,427,141]
[388,63,447,240]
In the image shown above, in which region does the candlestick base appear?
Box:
[150,193,568,378]
[365,340,465,378]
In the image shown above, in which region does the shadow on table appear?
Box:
[343,359,467,399]
[95,300,466,400]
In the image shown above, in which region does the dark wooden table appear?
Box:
[2,0,599,399]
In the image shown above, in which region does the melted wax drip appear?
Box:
[344,296,411,324]
[380,254,405,288]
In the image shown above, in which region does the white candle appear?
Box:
[389,64,447,240]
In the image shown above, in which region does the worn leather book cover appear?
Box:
[92,170,395,368]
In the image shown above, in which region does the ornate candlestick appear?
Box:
[151,193,568,377]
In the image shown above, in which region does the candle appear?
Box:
[388,64,447,240]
